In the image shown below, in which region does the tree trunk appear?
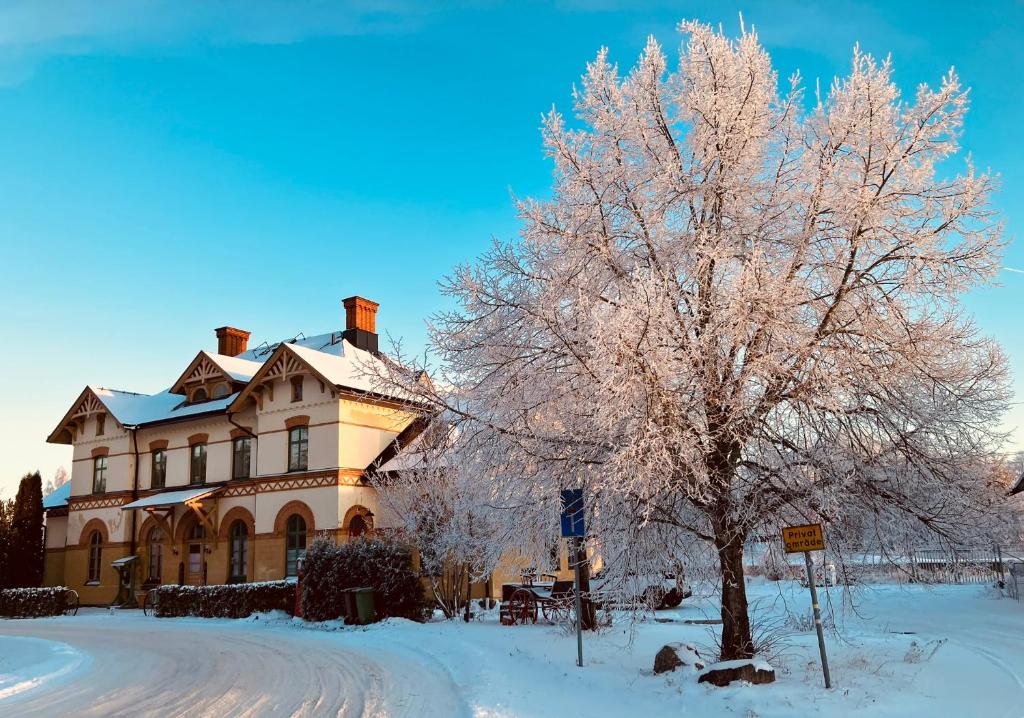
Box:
[716,530,754,660]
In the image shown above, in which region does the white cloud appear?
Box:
[0,0,440,84]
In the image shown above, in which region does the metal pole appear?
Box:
[804,551,832,689]
[574,536,584,668]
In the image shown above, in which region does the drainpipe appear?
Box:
[130,428,140,556]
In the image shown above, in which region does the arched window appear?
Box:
[147,528,163,582]
[229,520,249,583]
[288,426,308,472]
[285,514,307,577]
[212,383,230,399]
[192,387,208,403]
[87,531,102,583]
[349,514,367,539]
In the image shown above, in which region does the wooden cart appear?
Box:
[500,580,576,626]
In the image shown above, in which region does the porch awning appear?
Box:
[120,486,221,511]
[111,555,138,567]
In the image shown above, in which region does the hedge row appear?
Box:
[0,586,68,618]
[302,537,429,622]
[155,580,295,618]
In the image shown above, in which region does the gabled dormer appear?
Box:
[47,387,111,444]
[170,350,262,404]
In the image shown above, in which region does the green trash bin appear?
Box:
[351,587,377,625]
[340,588,357,622]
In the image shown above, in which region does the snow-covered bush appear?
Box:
[301,537,428,622]
[0,586,67,617]
[154,581,295,618]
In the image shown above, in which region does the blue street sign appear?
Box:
[560,488,586,538]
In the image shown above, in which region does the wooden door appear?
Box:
[187,542,205,586]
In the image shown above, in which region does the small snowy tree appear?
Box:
[369,419,511,618]
[43,466,69,498]
[370,20,1010,660]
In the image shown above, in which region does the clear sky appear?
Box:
[1,0,1022,498]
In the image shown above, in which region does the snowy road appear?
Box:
[3,585,1023,718]
[0,611,467,718]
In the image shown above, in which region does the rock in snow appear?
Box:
[697,658,776,686]
[653,642,705,675]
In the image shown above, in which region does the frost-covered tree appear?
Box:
[369,419,510,619]
[373,20,1010,660]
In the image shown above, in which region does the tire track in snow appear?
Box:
[0,613,467,717]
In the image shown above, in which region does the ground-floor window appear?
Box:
[87,531,102,583]
[285,514,307,577]
[229,520,248,583]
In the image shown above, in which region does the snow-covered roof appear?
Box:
[205,352,263,382]
[121,486,221,510]
[1011,473,1024,496]
[93,387,238,427]
[237,331,347,361]
[230,339,417,410]
[42,482,71,510]
[49,326,423,445]
[287,342,392,395]
[377,421,454,473]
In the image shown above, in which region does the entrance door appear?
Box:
[186,523,206,586]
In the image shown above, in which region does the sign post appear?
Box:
[782,523,832,689]
[560,489,586,668]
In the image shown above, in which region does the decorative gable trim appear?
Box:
[47,387,117,445]
[169,352,235,396]
[228,345,336,413]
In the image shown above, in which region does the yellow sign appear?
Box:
[782,523,825,553]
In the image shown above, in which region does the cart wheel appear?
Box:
[508,588,537,625]
[542,597,573,624]
[62,589,79,616]
[143,588,160,617]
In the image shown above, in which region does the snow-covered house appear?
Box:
[43,297,421,606]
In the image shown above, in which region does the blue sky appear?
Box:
[1,0,1023,497]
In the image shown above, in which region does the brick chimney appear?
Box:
[215,326,251,357]
[342,296,379,353]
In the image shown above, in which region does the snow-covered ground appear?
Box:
[2,580,1022,717]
